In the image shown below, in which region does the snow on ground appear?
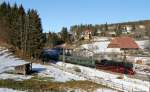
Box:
[0,88,117,92]
[134,64,150,78]
[127,56,150,64]
[81,41,109,53]
[93,37,111,42]
[0,47,85,82]
[0,49,28,73]
[0,73,32,81]
[32,63,85,82]
[57,62,118,79]
[136,40,149,49]
[56,61,149,92]
[67,88,117,92]
[0,88,25,92]
[95,88,117,92]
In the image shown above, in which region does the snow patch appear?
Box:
[0,73,32,81]
[32,64,85,82]
[0,88,25,92]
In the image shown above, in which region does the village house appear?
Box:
[119,25,133,35]
[81,29,92,40]
[125,25,133,31]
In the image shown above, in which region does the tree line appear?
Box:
[0,2,45,59]
[0,2,73,59]
[45,27,73,48]
[70,21,150,39]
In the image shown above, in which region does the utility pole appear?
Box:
[62,44,66,70]
[63,47,65,62]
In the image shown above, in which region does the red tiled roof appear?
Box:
[107,37,139,49]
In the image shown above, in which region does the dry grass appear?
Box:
[56,81,104,90]
[0,78,107,92]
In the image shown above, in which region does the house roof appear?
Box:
[15,62,32,67]
[107,37,139,49]
[84,29,92,33]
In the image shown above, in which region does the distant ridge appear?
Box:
[107,20,150,26]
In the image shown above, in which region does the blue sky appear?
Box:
[0,0,150,32]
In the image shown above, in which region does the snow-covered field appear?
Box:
[32,63,85,82]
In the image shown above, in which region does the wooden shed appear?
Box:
[15,63,32,75]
